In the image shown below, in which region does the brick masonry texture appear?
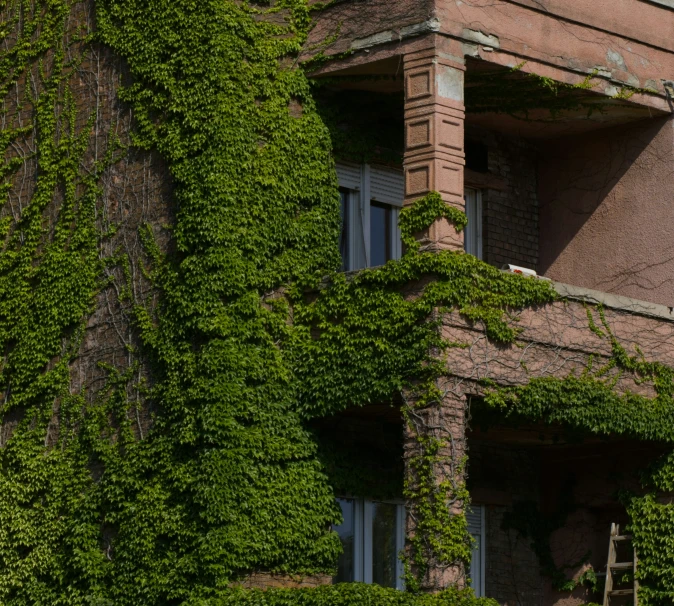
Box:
[466,126,539,271]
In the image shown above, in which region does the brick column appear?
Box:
[403,46,466,252]
[403,386,469,592]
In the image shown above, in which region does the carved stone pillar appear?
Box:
[403,45,466,252]
[403,385,469,592]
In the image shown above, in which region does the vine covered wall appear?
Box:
[0,1,673,605]
[0,0,510,603]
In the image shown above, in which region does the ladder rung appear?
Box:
[609,589,635,596]
[612,534,632,542]
[610,561,634,570]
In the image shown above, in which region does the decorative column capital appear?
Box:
[403,49,466,110]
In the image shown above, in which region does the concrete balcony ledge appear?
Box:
[647,0,674,9]
[553,281,674,323]
[326,268,674,323]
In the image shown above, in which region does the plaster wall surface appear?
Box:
[503,0,674,52]
[306,0,434,56]
[438,292,674,601]
[538,116,674,307]
[435,0,673,101]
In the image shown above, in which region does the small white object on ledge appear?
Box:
[502,264,550,280]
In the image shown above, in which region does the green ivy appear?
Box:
[187,585,498,606]
[0,0,672,605]
[315,88,404,165]
[290,222,555,587]
[1,0,525,602]
[398,193,468,252]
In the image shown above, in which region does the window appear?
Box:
[370,202,393,267]
[464,188,483,260]
[339,188,351,271]
[337,163,482,265]
[333,497,406,589]
[467,505,486,597]
[336,163,404,270]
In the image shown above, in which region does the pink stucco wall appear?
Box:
[308,0,674,303]
[306,0,433,58]
[435,0,674,97]
[538,116,674,306]
[505,0,674,53]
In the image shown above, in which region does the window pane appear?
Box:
[464,189,481,259]
[469,532,481,596]
[334,498,355,583]
[466,505,484,597]
[371,502,398,588]
[339,190,350,271]
[370,202,391,267]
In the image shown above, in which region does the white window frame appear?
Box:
[335,497,406,590]
[467,504,486,597]
[336,163,403,270]
[464,188,483,260]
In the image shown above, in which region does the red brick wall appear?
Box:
[465,126,540,271]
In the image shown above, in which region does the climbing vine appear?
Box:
[0,0,520,603]
[190,584,497,606]
[292,204,555,591]
[0,1,672,606]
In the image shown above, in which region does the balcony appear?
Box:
[305,11,674,603]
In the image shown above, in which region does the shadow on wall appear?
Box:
[468,429,668,606]
[537,115,674,306]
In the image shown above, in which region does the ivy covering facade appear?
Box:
[0,1,672,605]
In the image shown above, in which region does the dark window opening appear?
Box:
[339,188,350,271]
[334,498,355,583]
[465,139,489,173]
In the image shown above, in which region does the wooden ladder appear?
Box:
[603,523,638,606]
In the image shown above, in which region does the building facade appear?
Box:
[1,1,674,605]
